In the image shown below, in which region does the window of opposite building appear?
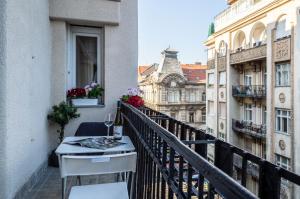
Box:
[208,101,214,115]
[275,109,291,134]
[219,102,226,119]
[189,112,195,123]
[218,132,225,141]
[275,154,291,170]
[219,71,226,86]
[275,63,290,87]
[68,26,104,90]
[208,73,215,86]
[168,90,180,103]
[207,127,214,135]
[244,104,253,122]
[201,109,206,123]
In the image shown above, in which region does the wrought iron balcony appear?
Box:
[232,119,266,139]
[232,85,266,99]
[120,102,300,198]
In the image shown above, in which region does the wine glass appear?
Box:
[104,113,115,137]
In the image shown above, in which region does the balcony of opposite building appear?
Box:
[230,43,267,65]
[232,85,266,99]
[232,119,266,139]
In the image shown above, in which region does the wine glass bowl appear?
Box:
[104,113,115,136]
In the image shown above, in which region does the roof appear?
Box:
[181,64,207,83]
[138,63,207,84]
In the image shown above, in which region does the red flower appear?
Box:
[67,88,86,98]
[127,95,144,108]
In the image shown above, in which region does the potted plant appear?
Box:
[67,82,104,106]
[122,88,144,108]
[47,101,80,167]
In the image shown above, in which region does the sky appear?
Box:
[138,0,228,65]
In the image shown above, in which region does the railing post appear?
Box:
[258,161,281,199]
[215,140,233,176]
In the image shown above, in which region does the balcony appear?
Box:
[25,103,300,199]
[214,0,275,31]
[232,119,266,139]
[232,85,265,99]
[230,44,266,65]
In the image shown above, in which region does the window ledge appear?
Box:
[275,131,291,136]
[74,104,105,108]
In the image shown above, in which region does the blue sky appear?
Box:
[138,0,227,65]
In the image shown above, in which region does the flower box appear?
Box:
[71,98,98,106]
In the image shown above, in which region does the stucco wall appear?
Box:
[4,0,52,198]
[51,0,138,136]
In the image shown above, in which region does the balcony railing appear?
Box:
[232,119,266,139]
[120,102,300,198]
[232,85,266,98]
[230,44,267,65]
[214,0,275,31]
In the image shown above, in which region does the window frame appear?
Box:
[275,109,291,134]
[68,26,104,90]
[244,104,253,122]
[208,73,215,86]
[275,154,291,170]
[275,62,290,87]
[219,71,226,87]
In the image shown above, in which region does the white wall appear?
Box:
[50,0,138,136]
[2,0,52,198]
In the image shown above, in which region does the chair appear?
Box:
[61,152,137,199]
[75,122,114,137]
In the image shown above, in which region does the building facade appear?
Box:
[0,1,138,198]
[204,0,300,197]
[138,48,207,130]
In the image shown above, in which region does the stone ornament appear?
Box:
[274,38,291,62]
[279,93,285,103]
[279,140,286,151]
[220,122,224,130]
[220,91,224,98]
[217,56,226,71]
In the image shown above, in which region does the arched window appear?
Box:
[233,31,246,51]
[250,22,266,47]
[275,15,290,40]
[219,41,227,56]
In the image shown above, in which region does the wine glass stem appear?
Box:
[107,126,110,136]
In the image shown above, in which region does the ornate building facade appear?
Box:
[204,0,300,197]
[138,48,207,130]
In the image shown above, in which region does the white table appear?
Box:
[56,136,135,199]
[56,136,135,156]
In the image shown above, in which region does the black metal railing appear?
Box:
[232,119,266,139]
[232,85,266,98]
[120,102,300,199]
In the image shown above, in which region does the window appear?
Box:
[207,48,215,60]
[244,74,252,86]
[275,109,291,134]
[207,128,214,135]
[276,63,290,86]
[170,112,176,119]
[189,112,195,123]
[208,73,215,86]
[219,102,226,118]
[189,90,196,102]
[218,132,226,141]
[202,92,206,102]
[219,41,227,57]
[219,72,226,86]
[168,90,180,103]
[68,26,103,90]
[262,106,267,125]
[208,101,214,115]
[276,154,291,170]
[245,138,252,153]
[275,16,290,40]
[244,104,253,122]
[201,109,206,123]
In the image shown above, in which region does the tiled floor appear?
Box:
[23,167,115,199]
